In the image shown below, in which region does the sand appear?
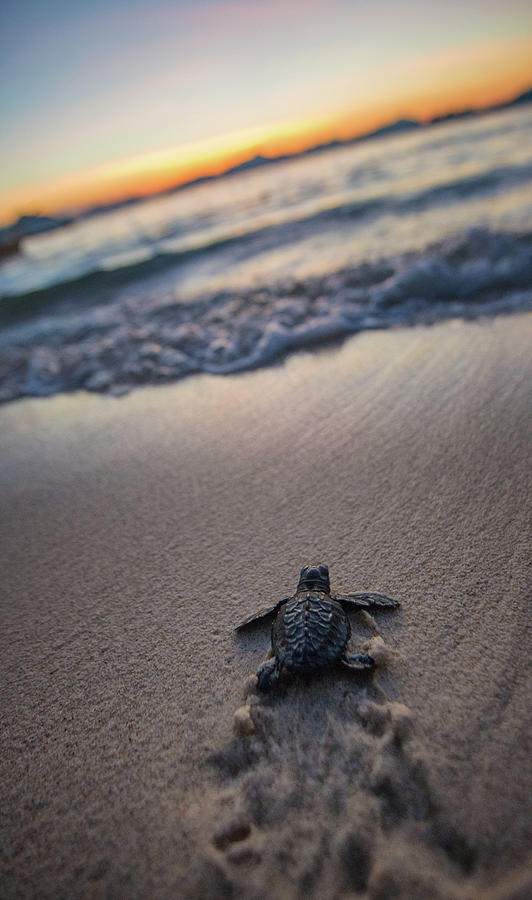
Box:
[1,313,531,899]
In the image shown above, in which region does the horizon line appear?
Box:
[2,79,532,229]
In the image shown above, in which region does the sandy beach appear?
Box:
[1,312,531,899]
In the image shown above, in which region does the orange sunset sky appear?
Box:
[1,0,532,225]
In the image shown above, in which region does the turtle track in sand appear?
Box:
[184,673,531,900]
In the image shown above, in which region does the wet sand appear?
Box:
[1,313,531,898]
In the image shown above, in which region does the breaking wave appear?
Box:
[2,159,532,306]
[1,227,531,405]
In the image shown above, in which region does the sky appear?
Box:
[1,0,532,223]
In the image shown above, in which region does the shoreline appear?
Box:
[1,224,532,409]
[1,313,531,898]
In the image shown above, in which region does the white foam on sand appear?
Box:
[1,228,531,405]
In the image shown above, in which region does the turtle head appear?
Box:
[297,563,330,593]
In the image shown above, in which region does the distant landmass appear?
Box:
[2,85,531,256]
[218,119,421,180]
[0,213,75,258]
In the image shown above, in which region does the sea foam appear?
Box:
[0,228,531,405]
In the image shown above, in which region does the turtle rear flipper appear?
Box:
[341,651,374,671]
[256,657,281,691]
[336,591,399,610]
[235,597,291,631]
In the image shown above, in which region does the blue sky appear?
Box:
[1,0,531,220]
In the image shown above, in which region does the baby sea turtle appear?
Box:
[236,563,399,691]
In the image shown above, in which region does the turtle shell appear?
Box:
[272,591,350,673]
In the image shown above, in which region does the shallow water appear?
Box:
[1,105,532,403]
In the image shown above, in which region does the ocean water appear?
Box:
[1,105,532,403]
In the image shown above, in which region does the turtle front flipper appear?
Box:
[335,591,399,610]
[235,598,291,631]
[341,651,374,671]
[256,657,281,691]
